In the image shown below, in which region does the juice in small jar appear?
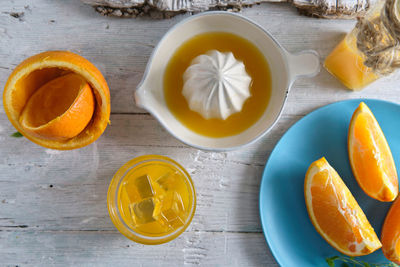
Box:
[107,155,196,244]
[324,31,378,90]
[324,0,400,90]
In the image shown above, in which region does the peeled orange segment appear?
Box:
[3,51,110,150]
[348,102,398,202]
[381,196,400,264]
[305,157,382,256]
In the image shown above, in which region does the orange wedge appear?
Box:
[348,102,398,202]
[19,73,94,141]
[3,51,110,150]
[381,196,400,264]
[305,157,382,256]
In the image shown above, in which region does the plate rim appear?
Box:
[258,98,400,266]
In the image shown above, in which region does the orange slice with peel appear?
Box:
[381,196,400,264]
[305,157,382,256]
[19,73,94,141]
[3,51,110,150]
[348,102,398,202]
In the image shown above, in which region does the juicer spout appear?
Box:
[134,84,147,109]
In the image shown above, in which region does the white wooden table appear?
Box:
[1,1,400,266]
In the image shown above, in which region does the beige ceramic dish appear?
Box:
[135,12,320,151]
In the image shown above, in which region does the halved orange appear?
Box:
[305,157,382,256]
[3,51,110,150]
[19,73,94,141]
[381,196,400,264]
[348,102,398,202]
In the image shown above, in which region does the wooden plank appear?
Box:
[0,114,300,232]
[0,0,172,114]
[1,1,400,117]
[0,230,278,266]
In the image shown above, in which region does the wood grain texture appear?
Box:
[1,0,400,266]
[0,114,298,232]
[0,231,276,266]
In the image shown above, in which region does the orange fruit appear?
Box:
[381,196,400,264]
[3,51,110,150]
[19,73,95,141]
[305,157,382,256]
[348,102,398,202]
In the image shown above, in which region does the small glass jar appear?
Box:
[324,0,400,90]
[107,155,196,245]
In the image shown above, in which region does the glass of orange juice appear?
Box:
[107,155,196,245]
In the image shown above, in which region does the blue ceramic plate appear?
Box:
[259,99,400,267]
